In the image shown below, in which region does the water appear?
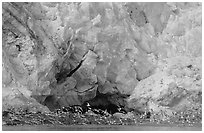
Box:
[3,124,202,131]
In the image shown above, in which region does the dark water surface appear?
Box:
[3,124,202,131]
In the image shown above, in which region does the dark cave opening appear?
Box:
[41,92,130,115]
[81,93,128,115]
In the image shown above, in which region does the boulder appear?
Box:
[113,112,135,119]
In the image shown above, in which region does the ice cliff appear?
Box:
[2,2,202,117]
